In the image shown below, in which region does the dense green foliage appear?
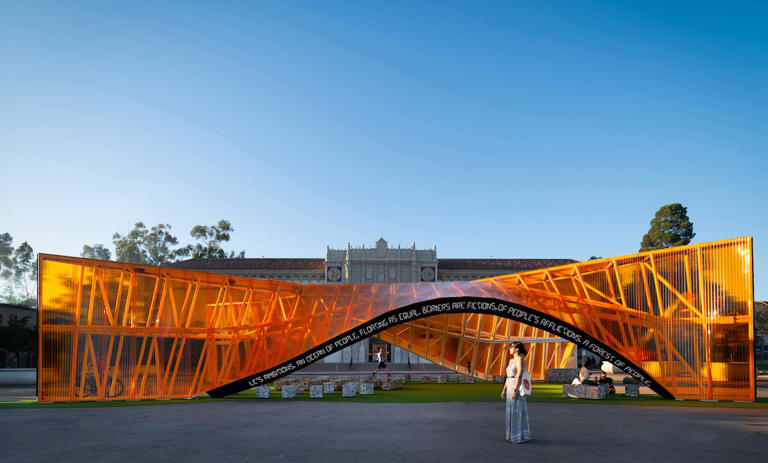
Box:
[756,301,768,335]
[0,233,37,307]
[640,203,695,251]
[1,219,244,304]
[187,220,245,259]
[80,244,112,261]
[103,219,244,265]
[112,222,189,265]
[0,315,36,367]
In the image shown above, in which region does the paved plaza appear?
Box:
[1,400,766,462]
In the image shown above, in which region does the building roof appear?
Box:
[169,258,326,270]
[170,257,577,271]
[436,258,577,270]
[0,302,36,311]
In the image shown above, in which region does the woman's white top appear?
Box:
[505,363,518,400]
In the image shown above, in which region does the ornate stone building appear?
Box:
[171,238,576,365]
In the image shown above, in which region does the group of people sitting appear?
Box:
[571,366,616,394]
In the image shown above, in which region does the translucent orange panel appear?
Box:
[38,237,754,402]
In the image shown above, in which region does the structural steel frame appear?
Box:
[38,237,754,402]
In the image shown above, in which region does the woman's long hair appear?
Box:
[512,342,528,357]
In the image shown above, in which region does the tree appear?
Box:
[112,222,188,265]
[112,222,150,264]
[10,242,36,305]
[756,301,768,335]
[0,234,37,307]
[186,220,245,259]
[0,233,14,299]
[81,244,112,261]
[640,203,695,251]
[145,223,189,265]
[0,315,35,368]
[0,232,13,271]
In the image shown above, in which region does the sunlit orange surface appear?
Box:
[38,237,754,402]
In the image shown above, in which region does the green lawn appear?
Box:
[2,382,766,409]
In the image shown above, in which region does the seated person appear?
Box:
[597,372,616,394]
[571,366,589,385]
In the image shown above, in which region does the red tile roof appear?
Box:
[169,258,326,270]
[437,258,577,270]
[170,257,577,271]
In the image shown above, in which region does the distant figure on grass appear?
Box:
[370,347,391,378]
[500,342,531,444]
[598,372,616,394]
[571,366,589,385]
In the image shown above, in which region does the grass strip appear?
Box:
[2,382,766,409]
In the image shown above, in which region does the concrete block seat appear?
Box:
[563,383,609,400]
[255,385,270,399]
[342,382,357,398]
[624,383,640,397]
[458,375,475,384]
[382,378,404,391]
[309,385,323,399]
[359,383,374,395]
[323,382,335,394]
[622,378,640,397]
[281,385,296,399]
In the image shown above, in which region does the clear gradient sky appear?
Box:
[1,1,766,298]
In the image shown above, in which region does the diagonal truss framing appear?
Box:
[38,237,754,402]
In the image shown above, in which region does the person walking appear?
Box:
[370,347,391,378]
[500,342,531,443]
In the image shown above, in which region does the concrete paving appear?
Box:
[1,401,766,462]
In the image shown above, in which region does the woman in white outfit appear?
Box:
[500,342,531,443]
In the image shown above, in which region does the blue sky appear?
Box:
[1,1,766,298]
